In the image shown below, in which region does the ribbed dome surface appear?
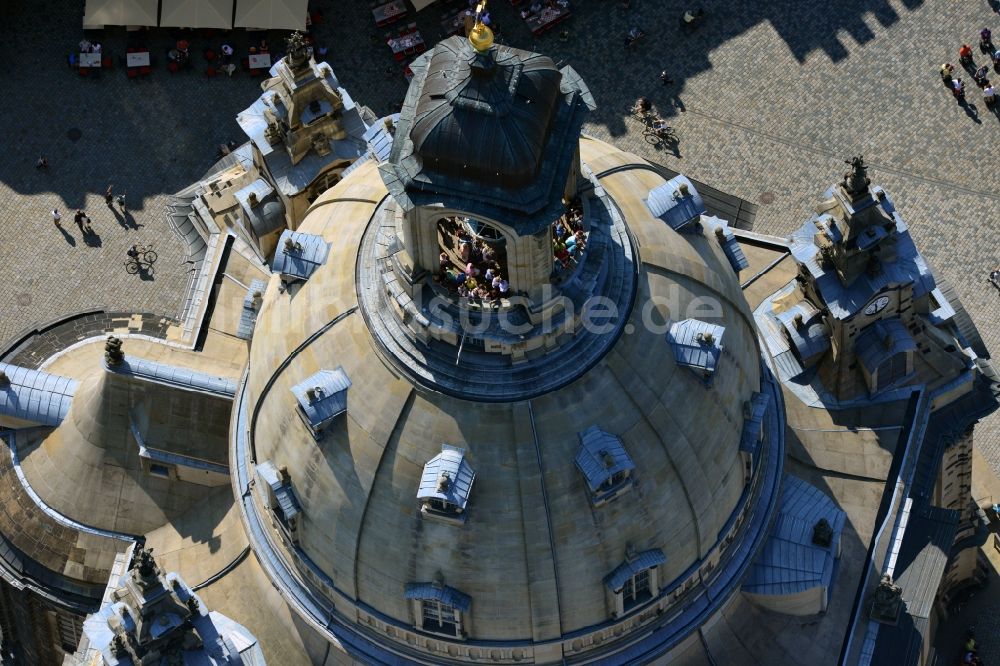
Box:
[244,143,764,646]
[408,38,562,187]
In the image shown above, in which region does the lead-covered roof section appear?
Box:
[106,357,236,397]
[257,460,301,520]
[271,230,329,281]
[574,425,635,493]
[743,474,845,597]
[405,582,472,612]
[381,37,594,231]
[291,368,351,429]
[0,363,77,427]
[788,186,935,320]
[776,301,830,361]
[856,319,917,375]
[667,319,726,376]
[417,444,476,510]
[604,549,666,592]
[645,175,705,232]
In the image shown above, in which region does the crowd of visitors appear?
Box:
[942,27,1000,106]
[433,200,588,304]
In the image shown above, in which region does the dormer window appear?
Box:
[405,577,471,638]
[604,547,665,617]
[574,426,635,506]
[256,460,301,546]
[417,445,476,523]
[667,319,725,386]
[271,230,329,284]
[291,367,350,439]
[856,319,916,394]
[740,391,770,483]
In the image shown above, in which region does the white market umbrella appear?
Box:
[234,0,308,31]
[84,0,158,27]
[160,0,234,29]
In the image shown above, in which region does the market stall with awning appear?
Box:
[234,0,308,30]
[83,0,158,28]
[160,0,234,29]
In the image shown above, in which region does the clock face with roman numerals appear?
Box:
[863,295,890,316]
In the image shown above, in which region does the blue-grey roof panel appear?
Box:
[776,301,831,360]
[743,475,846,596]
[272,230,329,281]
[0,363,78,427]
[291,368,351,428]
[788,187,935,320]
[645,176,705,231]
[363,114,400,163]
[667,319,725,374]
[256,460,301,520]
[417,444,476,510]
[237,279,267,340]
[856,318,917,375]
[702,216,749,273]
[605,549,667,591]
[740,391,771,454]
[574,425,635,493]
[109,358,237,397]
[405,582,472,612]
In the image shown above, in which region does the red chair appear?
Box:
[206,65,217,78]
[393,51,404,61]
[102,56,112,69]
[167,60,179,73]
[78,67,89,77]
[139,65,151,76]
[127,67,138,79]
[416,42,426,53]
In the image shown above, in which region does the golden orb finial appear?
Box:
[468,0,494,52]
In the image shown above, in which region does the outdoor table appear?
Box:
[373,0,407,25]
[388,31,424,55]
[126,51,150,67]
[79,52,102,68]
[249,53,272,70]
[524,6,569,34]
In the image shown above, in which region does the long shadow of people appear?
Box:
[959,98,983,124]
[110,208,130,230]
[82,227,102,247]
[55,225,76,246]
[122,211,141,230]
[138,264,155,281]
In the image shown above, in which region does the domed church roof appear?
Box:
[409,40,561,187]
[381,37,595,223]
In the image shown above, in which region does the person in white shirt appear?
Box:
[984,84,996,105]
[51,209,61,225]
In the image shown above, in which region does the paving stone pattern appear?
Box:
[0,0,998,458]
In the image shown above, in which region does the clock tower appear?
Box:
[768,157,974,402]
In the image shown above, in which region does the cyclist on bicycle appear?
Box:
[633,96,651,115]
[127,244,139,261]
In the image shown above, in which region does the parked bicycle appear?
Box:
[124,243,157,274]
[643,120,678,147]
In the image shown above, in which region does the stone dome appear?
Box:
[239,138,772,661]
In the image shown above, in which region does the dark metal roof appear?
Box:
[417,445,475,510]
[740,391,770,454]
[381,37,594,231]
[574,425,635,493]
[645,175,705,231]
[667,319,725,376]
[0,362,77,427]
[856,318,917,376]
[604,549,666,592]
[871,505,958,664]
[405,582,472,612]
[271,230,329,281]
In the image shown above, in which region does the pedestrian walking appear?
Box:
[116,193,126,212]
[35,156,49,170]
[981,27,993,53]
[660,69,674,85]
[960,44,974,67]
[74,209,85,229]
[989,268,1000,292]
[51,209,61,225]
[940,62,955,83]
[105,185,114,206]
